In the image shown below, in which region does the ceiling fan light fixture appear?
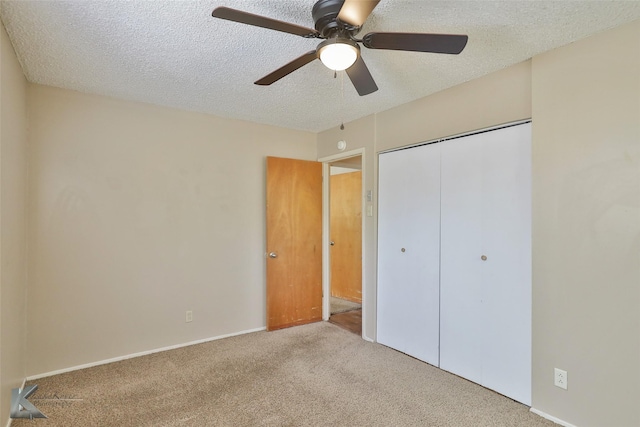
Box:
[318,38,358,71]
[212,2,468,96]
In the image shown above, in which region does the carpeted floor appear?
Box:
[14,322,555,426]
[330,296,361,314]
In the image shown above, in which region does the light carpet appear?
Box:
[14,322,554,426]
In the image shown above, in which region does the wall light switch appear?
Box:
[367,204,373,217]
[367,190,373,202]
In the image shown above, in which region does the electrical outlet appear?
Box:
[185,310,193,323]
[554,368,568,390]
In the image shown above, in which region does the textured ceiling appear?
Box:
[2,1,639,133]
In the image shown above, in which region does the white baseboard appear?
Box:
[27,326,266,381]
[530,407,577,427]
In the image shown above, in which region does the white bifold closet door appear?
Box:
[439,123,532,405]
[377,143,441,366]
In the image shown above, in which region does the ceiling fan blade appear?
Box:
[337,0,381,27]
[346,56,378,96]
[363,32,468,54]
[212,7,319,38]
[255,51,319,86]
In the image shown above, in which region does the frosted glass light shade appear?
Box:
[319,42,358,71]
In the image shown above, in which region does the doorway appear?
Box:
[326,155,363,335]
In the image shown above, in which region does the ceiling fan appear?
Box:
[212,0,468,96]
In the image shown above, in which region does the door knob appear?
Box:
[269,252,278,259]
[401,248,406,253]
[330,241,335,246]
[481,255,487,261]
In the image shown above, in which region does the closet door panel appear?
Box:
[439,135,484,383]
[480,123,532,405]
[377,143,441,365]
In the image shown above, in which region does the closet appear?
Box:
[377,123,531,405]
[377,143,441,366]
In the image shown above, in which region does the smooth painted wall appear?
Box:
[318,115,376,340]
[6,14,639,427]
[318,61,532,341]
[375,60,532,152]
[26,85,316,376]
[0,21,29,423]
[318,18,640,427]
[531,20,640,427]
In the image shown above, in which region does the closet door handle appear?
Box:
[481,255,487,261]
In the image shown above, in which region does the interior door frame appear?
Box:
[318,148,366,336]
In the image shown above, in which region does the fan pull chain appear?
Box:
[340,71,345,131]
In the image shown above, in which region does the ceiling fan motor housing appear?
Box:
[312,0,359,38]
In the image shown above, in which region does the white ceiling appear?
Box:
[2,1,639,133]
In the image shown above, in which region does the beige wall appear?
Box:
[376,60,532,152]
[318,115,376,339]
[0,21,29,423]
[531,20,640,427]
[26,85,316,376]
[318,61,532,341]
[2,12,638,426]
[319,19,640,426]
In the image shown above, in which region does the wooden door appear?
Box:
[266,157,323,331]
[330,171,362,303]
[377,143,441,366]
